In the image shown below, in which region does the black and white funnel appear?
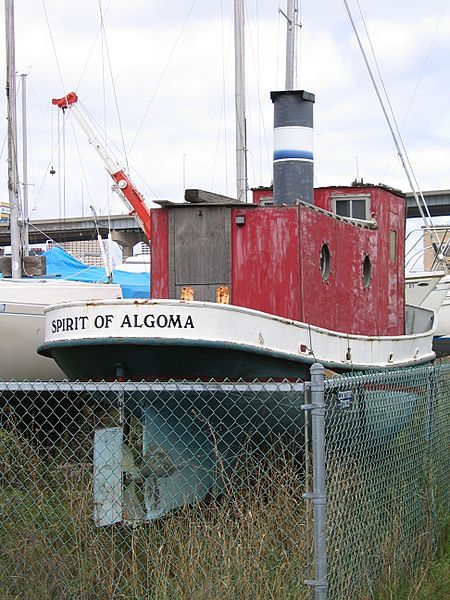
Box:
[271,90,315,206]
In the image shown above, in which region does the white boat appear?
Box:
[117,253,151,274]
[421,274,450,356]
[404,271,446,307]
[0,1,148,381]
[0,279,122,380]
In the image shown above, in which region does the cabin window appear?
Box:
[363,255,372,288]
[390,230,397,261]
[320,243,331,281]
[332,195,370,221]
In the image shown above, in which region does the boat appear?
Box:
[404,228,450,357]
[36,1,439,526]
[39,296,435,381]
[421,274,450,357]
[38,89,437,380]
[405,270,446,307]
[0,278,122,380]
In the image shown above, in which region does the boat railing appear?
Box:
[405,226,450,272]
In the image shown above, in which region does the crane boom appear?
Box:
[52,92,151,240]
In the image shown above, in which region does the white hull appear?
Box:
[416,274,450,356]
[39,299,436,380]
[405,271,446,306]
[0,279,123,381]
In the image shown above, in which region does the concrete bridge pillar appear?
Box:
[111,230,147,259]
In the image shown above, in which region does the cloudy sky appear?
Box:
[1,0,449,224]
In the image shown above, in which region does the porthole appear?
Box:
[320,243,331,282]
[363,255,371,288]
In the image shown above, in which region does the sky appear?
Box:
[1,0,449,227]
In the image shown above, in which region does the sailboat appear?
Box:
[0,0,123,381]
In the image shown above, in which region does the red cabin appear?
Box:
[150,182,406,337]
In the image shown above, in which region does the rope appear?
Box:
[354,0,434,227]
[382,0,450,184]
[341,0,439,246]
[129,0,199,154]
[41,0,66,93]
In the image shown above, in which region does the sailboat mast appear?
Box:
[285,0,299,90]
[5,0,22,278]
[21,73,29,256]
[234,0,247,203]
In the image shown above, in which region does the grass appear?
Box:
[0,427,310,599]
[374,523,450,600]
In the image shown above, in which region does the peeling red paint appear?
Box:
[151,185,406,337]
[150,208,169,298]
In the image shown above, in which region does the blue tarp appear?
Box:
[44,247,150,299]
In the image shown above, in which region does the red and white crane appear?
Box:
[52,92,151,240]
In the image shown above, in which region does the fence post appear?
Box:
[310,362,328,599]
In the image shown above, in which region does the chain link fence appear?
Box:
[323,363,450,599]
[0,380,310,600]
[0,364,448,599]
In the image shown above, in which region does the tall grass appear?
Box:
[0,428,310,600]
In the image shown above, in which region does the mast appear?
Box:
[5,0,21,278]
[21,73,29,255]
[234,0,247,203]
[285,0,299,90]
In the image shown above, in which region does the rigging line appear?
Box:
[78,99,160,202]
[78,101,123,167]
[41,0,66,93]
[129,0,199,155]
[63,110,66,221]
[75,0,113,90]
[58,106,97,217]
[98,0,111,231]
[354,0,435,228]
[275,2,282,89]
[30,112,68,217]
[96,2,130,175]
[0,130,7,162]
[381,0,449,181]
[354,3,447,265]
[341,0,434,232]
[245,1,271,184]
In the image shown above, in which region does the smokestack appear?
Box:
[271,90,315,206]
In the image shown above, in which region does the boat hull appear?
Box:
[0,279,122,381]
[38,299,436,381]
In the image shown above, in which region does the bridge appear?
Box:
[405,189,450,219]
[0,213,147,258]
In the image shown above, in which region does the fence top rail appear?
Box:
[0,380,307,394]
[323,362,450,392]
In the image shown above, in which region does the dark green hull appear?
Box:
[39,337,319,381]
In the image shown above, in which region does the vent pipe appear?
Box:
[271,90,315,206]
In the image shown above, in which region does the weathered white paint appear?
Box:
[43,299,436,370]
